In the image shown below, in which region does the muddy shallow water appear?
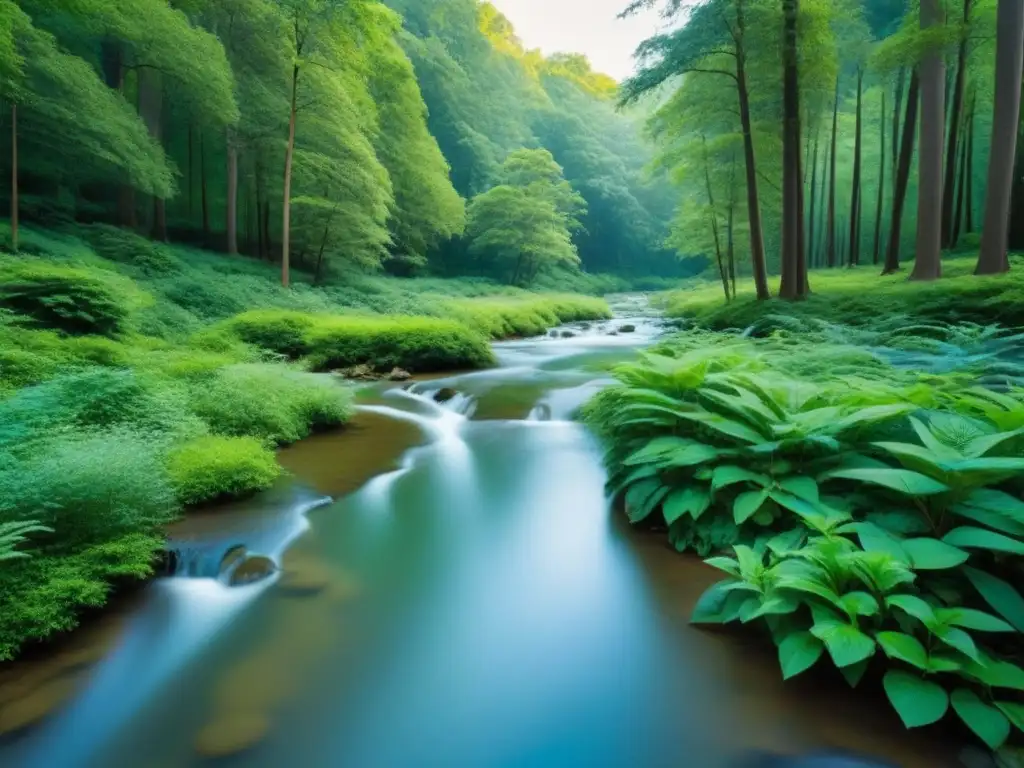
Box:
[0,296,963,767]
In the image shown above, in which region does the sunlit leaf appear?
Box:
[778,631,824,680]
[883,671,949,728]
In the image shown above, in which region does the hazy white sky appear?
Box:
[489,0,665,82]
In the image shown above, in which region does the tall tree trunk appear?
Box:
[101,42,134,228]
[728,157,738,297]
[884,70,920,274]
[201,132,210,240]
[809,121,821,269]
[779,0,806,298]
[10,103,17,253]
[263,200,270,260]
[702,137,730,301]
[138,68,166,241]
[282,64,299,288]
[966,87,976,233]
[226,128,239,255]
[952,121,968,247]
[912,0,946,281]
[941,0,972,247]
[873,90,887,264]
[848,68,864,267]
[827,77,839,268]
[735,0,771,299]
[977,0,1024,274]
[892,68,905,182]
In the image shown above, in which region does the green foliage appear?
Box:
[0,520,52,562]
[167,435,281,506]
[189,363,353,444]
[79,224,184,276]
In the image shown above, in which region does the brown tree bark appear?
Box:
[952,120,968,247]
[702,137,730,300]
[735,0,771,299]
[10,103,17,253]
[977,0,1024,274]
[826,77,839,268]
[138,68,167,241]
[884,69,920,274]
[966,87,976,233]
[779,0,807,298]
[282,63,299,288]
[226,128,239,255]
[848,68,864,266]
[912,0,946,281]
[809,121,821,269]
[892,68,905,182]
[728,155,738,297]
[941,0,972,247]
[873,90,886,265]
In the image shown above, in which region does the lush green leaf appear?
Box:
[901,537,970,570]
[876,631,929,670]
[964,567,1024,632]
[810,620,876,668]
[952,689,1011,749]
[821,468,949,495]
[943,527,1024,555]
[883,671,949,728]
[778,631,825,679]
[734,489,770,524]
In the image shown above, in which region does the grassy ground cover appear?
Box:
[0,222,613,660]
[662,255,1024,331]
[582,294,1024,758]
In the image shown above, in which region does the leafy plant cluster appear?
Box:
[584,338,1024,749]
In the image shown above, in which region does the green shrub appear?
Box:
[0,261,137,336]
[306,315,495,372]
[189,363,353,444]
[0,531,163,660]
[223,309,319,357]
[167,435,281,506]
[439,295,611,339]
[78,224,184,275]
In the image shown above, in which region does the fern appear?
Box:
[0,520,53,562]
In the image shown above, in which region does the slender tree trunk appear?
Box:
[873,90,887,264]
[201,132,210,240]
[282,64,299,288]
[735,0,770,299]
[912,0,946,281]
[892,68,905,182]
[10,103,17,253]
[263,200,271,260]
[809,121,821,269]
[779,0,806,298]
[702,138,730,300]
[827,77,839,267]
[966,88,976,233]
[952,122,968,247]
[977,0,1024,274]
[849,68,864,267]
[817,124,830,267]
[226,128,239,255]
[884,70,920,274]
[941,0,972,247]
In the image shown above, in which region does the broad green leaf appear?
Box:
[673,411,765,444]
[624,437,697,465]
[737,596,765,623]
[778,575,842,606]
[766,528,807,556]
[625,479,669,523]
[867,510,932,535]
[609,465,659,495]
[933,625,981,662]
[962,489,1024,525]
[885,594,937,625]
[734,490,770,524]
[663,487,712,525]
[966,427,1024,459]
[839,591,879,618]
[951,503,1024,537]
[909,416,962,460]
[662,443,721,468]
[883,670,949,728]
[778,476,819,503]
[690,580,738,624]
[733,545,762,580]
[952,689,1011,749]
[965,567,1024,632]
[778,631,824,679]
[841,658,870,688]
[876,631,928,670]
[901,538,970,570]
[950,457,1024,474]
[943,527,1024,555]
[810,620,876,668]
[746,594,800,620]
[850,522,909,561]
[935,607,1016,633]
[712,465,770,490]
[752,507,775,526]
[704,557,741,578]
[871,441,949,478]
[924,654,963,673]
[820,468,950,496]
[997,702,1024,734]
[964,656,1024,690]
[833,403,916,433]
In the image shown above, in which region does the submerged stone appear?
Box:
[218,545,248,579]
[194,712,270,758]
[434,387,458,403]
[388,367,411,381]
[229,554,277,586]
[617,324,636,333]
[560,330,576,338]
[276,557,331,598]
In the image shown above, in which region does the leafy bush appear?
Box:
[0,520,53,562]
[78,224,184,275]
[223,309,319,357]
[585,334,1024,750]
[305,316,495,372]
[189,363,353,444]
[438,294,611,338]
[0,261,137,336]
[167,435,281,506]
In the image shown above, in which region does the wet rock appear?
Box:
[617,324,636,333]
[194,712,270,758]
[333,363,381,381]
[578,322,591,330]
[229,554,277,586]
[560,330,576,338]
[607,331,619,336]
[218,545,248,579]
[548,329,559,338]
[434,387,458,403]
[388,367,411,382]
[276,559,331,598]
[0,676,77,735]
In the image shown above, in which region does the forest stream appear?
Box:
[0,296,964,768]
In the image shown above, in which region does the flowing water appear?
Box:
[0,296,964,768]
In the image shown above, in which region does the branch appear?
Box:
[685,67,739,83]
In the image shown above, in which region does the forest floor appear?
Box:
[0,221,620,661]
